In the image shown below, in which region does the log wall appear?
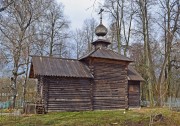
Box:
[89,58,129,110]
[36,57,136,112]
[128,81,140,107]
[43,77,92,112]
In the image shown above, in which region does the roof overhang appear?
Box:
[127,66,144,81]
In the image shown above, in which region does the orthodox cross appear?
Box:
[98,8,104,24]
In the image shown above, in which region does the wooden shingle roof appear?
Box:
[127,66,144,81]
[29,56,93,78]
[79,48,133,62]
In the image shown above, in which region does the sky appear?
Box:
[56,0,104,30]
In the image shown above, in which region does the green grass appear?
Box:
[0,108,180,126]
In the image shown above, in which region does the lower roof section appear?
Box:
[29,56,93,78]
[127,66,144,81]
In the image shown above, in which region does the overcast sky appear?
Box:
[56,0,104,30]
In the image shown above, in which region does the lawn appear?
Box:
[0,108,180,126]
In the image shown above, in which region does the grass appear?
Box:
[0,107,180,126]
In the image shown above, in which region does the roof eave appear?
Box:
[32,74,94,79]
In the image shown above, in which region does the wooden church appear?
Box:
[29,14,144,112]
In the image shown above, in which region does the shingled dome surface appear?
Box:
[95,24,108,36]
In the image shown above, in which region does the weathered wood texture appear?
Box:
[37,76,48,112]
[35,58,141,111]
[43,77,92,112]
[89,58,129,110]
[128,81,140,107]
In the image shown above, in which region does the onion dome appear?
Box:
[95,23,108,37]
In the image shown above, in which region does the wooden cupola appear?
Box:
[92,8,111,49]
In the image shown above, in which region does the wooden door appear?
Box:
[128,81,140,107]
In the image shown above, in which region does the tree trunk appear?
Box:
[139,0,156,107]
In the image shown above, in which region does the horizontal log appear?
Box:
[93,105,126,109]
[93,94,126,97]
[48,98,91,102]
[93,100,125,104]
[48,96,88,99]
[93,96,125,100]
[48,103,92,107]
[48,106,92,109]
[48,93,90,97]
[48,104,91,107]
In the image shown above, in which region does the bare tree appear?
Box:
[122,1,137,56]
[103,0,137,55]
[0,0,14,12]
[103,0,124,53]
[156,0,180,106]
[132,0,158,106]
[44,1,69,57]
[73,29,87,59]
[83,18,98,52]
[0,0,43,108]
[73,18,97,59]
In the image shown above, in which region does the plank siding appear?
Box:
[128,81,140,107]
[43,77,92,112]
[89,59,129,110]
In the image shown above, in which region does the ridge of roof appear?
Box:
[30,55,77,61]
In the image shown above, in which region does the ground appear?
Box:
[0,108,180,126]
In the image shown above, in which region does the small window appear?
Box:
[129,85,139,93]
